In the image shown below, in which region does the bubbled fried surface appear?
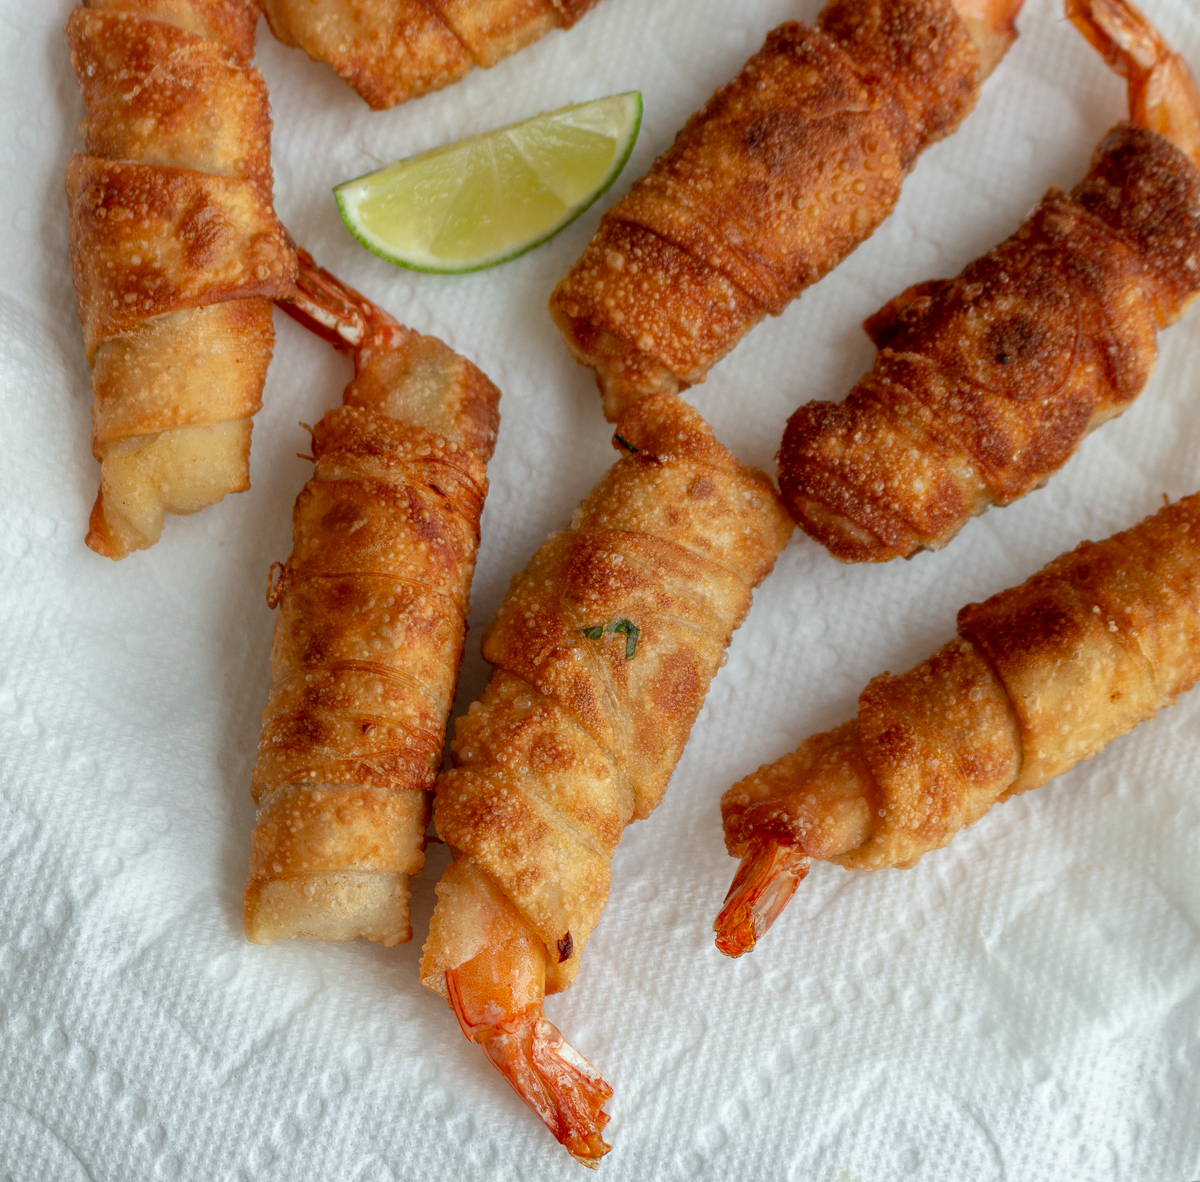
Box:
[66,0,295,558]
[252,408,489,801]
[87,0,260,62]
[818,0,981,148]
[433,395,791,987]
[256,0,472,110]
[90,300,273,449]
[435,0,559,67]
[68,8,274,197]
[479,530,749,818]
[1071,125,1200,322]
[721,720,878,862]
[256,0,591,109]
[722,492,1200,875]
[576,391,792,585]
[619,0,977,313]
[959,491,1200,795]
[842,637,1019,869]
[67,157,295,359]
[346,325,501,464]
[247,344,499,945]
[248,784,428,881]
[550,0,981,415]
[549,218,765,400]
[779,125,1200,562]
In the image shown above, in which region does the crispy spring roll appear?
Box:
[778,0,1200,562]
[550,0,1024,421]
[245,254,500,946]
[66,0,296,560]
[418,394,793,1163]
[256,0,605,111]
[715,490,1200,956]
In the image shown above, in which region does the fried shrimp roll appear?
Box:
[550,0,1025,421]
[778,0,1200,562]
[715,491,1200,957]
[255,0,605,110]
[244,253,500,946]
[65,0,296,560]
[419,395,792,1163]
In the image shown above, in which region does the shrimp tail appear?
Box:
[951,0,1026,79]
[447,972,613,1167]
[1067,0,1200,166]
[1068,0,1160,76]
[714,834,811,958]
[277,248,400,353]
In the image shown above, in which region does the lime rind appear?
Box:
[334,92,643,274]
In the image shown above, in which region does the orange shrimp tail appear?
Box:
[714,834,811,958]
[1067,0,1155,77]
[951,0,1025,79]
[1067,0,1200,166]
[447,971,613,1167]
[277,248,400,353]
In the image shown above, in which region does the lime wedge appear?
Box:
[334,93,643,273]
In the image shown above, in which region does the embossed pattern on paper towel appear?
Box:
[2,0,1200,1178]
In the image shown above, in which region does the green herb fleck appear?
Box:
[614,433,639,454]
[609,618,640,660]
[578,619,640,659]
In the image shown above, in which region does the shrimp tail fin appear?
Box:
[1066,0,1140,74]
[1067,0,1200,166]
[277,248,400,353]
[714,835,811,958]
[447,973,613,1167]
[951,0,1026,79]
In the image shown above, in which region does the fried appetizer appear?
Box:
[245,253,499,947]
[256,0,604,110]
[66,0,296,560]
[550,0,1025,421]
[778,0,1200,562]
[419,394,792,1163]
[715,490,1200,957]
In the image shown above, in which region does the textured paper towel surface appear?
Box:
[2,0,1200,1178]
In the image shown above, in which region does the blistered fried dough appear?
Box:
[256,0,605,111]
[68,160,292,354]
[779,0,1200,562]
[86,0,262,60]
[245,253,500,947]
[66,0,295,560]
[419,395,792,1162]
[550,0,1024,421]
[715,492,1200,957]
[70,5,272,191]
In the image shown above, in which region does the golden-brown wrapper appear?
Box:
[256,0,604,110]
[550,0,983,420]
[90,301,274,448]
[67,157,294,360]
[246,312,501,947]
[723,492,1200,873]
[88,0,261,61]
[426,394,793,992]
[66,0,296,559]
[68,7,273,195]
[779,125,1200,561]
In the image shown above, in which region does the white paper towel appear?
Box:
[2,0,1200,1178]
